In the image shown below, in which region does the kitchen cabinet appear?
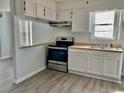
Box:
[57,9,73,21]
[72,9,89,32]
[45,8,52,20]
[103,57,120,78]
[68,48,123,83]
[22,0,56,20]
[36,3,56,20]
[87,55,103,75]
[68,53,87,72]
[24,0,36,17]
[36,4,46,19]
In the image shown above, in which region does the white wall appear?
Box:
[14,16,56,82]
[56,0,124,73]
[0,0,10,11]
[0,12,12,59]
[32,21,56,45]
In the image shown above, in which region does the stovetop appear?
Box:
[48,44,69,48]
[48,37,74,48]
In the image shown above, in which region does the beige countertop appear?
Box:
[69,45,123,53]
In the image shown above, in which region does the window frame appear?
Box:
[89,9,121,40]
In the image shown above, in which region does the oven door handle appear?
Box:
[48,47,67,50]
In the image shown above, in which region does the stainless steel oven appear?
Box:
[48,47,68,63]
[47,47,68,72]
[47,37,74,72]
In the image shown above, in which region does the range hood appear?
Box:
[49,21,72,27]
[16,15,72,27]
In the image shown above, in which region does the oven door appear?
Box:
[47,47,68,63]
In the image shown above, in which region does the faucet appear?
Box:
[97,44,112,49]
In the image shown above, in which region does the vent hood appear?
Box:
[49,21,72,27]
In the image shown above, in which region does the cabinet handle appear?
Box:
[24,7,26,11]
[44,9,46,12]
[24,1,26,5]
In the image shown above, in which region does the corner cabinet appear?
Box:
[68,48,123,83]
[72,9,89,32]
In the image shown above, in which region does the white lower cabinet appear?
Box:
[68,53,87,72]
[103,57,120,78]
[87,55,103,75]
[68,48,123,83]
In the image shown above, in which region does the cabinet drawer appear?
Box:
[103,52,122,58]
[69,49,87,53]
[87,50,104,56]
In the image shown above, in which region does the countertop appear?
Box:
[19,42,54,49]
[69,45,123,53]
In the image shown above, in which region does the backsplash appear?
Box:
[53,27,124,48]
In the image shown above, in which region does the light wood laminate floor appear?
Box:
[1,69,124,93]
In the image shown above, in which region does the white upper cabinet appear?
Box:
[23,0,56,20]
[57,9,73,21]
[24,0,36,17]
[36,4,45,19]
[72,9,89,32]
[45,8,53,20]
[36,4,55,20]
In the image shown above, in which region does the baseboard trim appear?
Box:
[0,56,13,60]
[13,67,46,84]
[69,70,122,84]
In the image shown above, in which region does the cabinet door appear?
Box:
[87,55,103,75]
[36,4,45,19]
[24,0,36,16]
[45,8,52,20]
[68,53,87,72]
[57,9,73,21]
[103,57,120,78]
[72,9,89,32]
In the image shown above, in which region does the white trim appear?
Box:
[13,67,46,84]
[121,73,124,76]
[0,56,13,60]
[69,70,122,84]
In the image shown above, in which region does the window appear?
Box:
[90,10,116,39]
